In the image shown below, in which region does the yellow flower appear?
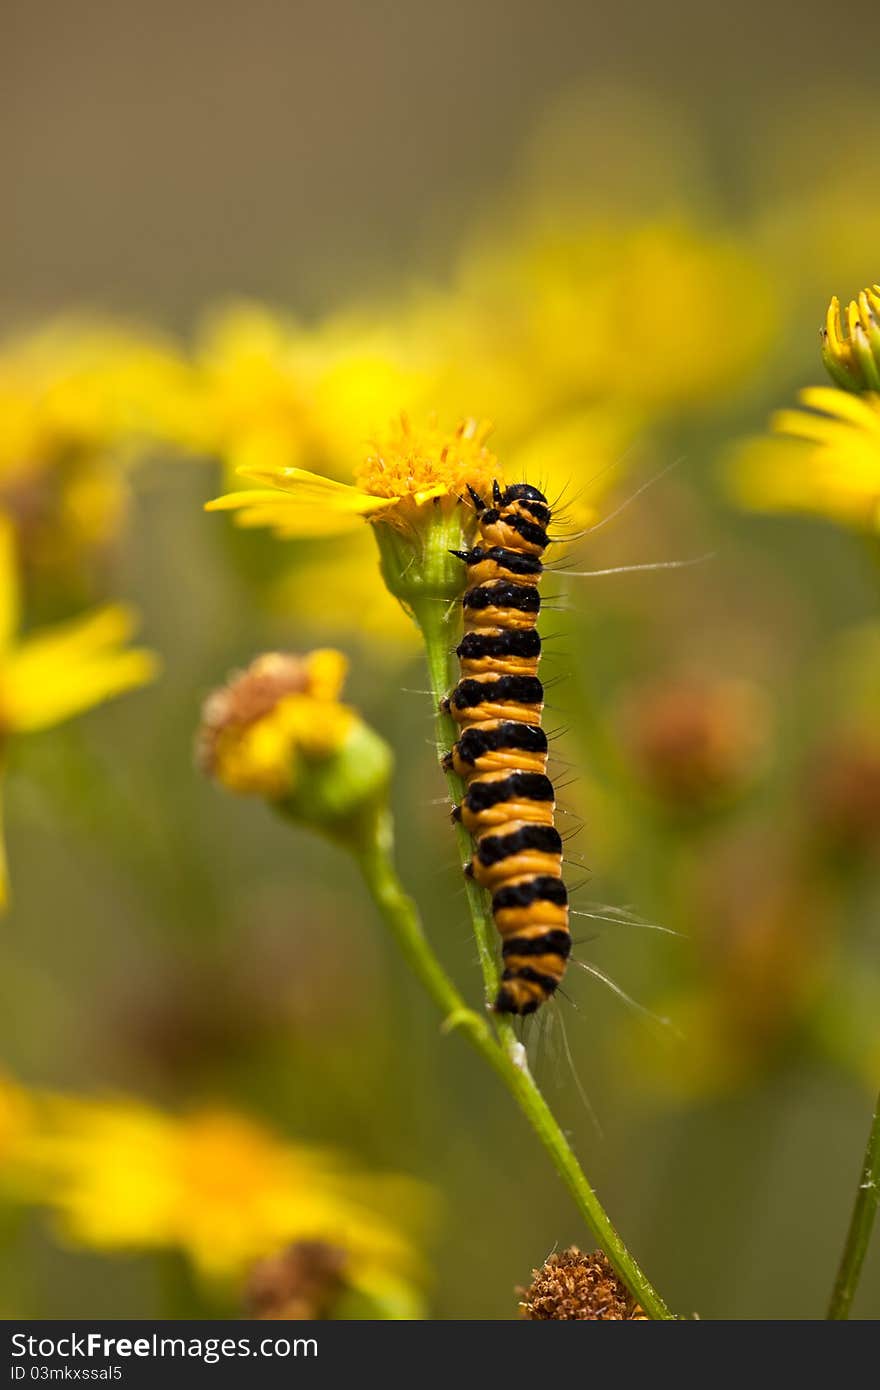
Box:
[268,533,421,652]
[198,649,392,850]
[448,216,774,421]
[0,1073,36,1194]
[206,414,514,631]
[0,514,158,906]
[198,649,356,798]
[28,1091,427,1309]
[822,287,880,393]
[0,318,194,574]
[205,368,630,648]
[726,386,880,531]
[207,413,498,538]
[204,410,615,641]
[189,302,430,483]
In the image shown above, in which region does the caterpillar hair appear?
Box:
[442,480,570,1015]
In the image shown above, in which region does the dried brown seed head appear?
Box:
[518,1247,647,1320]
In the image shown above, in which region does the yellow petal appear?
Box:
[303,648,349,701]
[204,488,303,512]
[10,604,140,671]
[205,468,399,539]
[234,465,398,517]
[798,386,880,430]
[724,434,878,529]
[0,513,20,655]
[2,604,158,733]
[411,484,447,505]
[4,649,159,732]
[771,408,862,449]
[210,494,365,538]
[825,297,844,355]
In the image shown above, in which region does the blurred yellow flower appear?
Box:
[0,514,158,906]
[189,302,430,484]
[198,648,393,850]
[448,217,775,422]
[28,1092,427,1310]
[726,386,880,531]
[269,533,419,650]
[0,1073,35,1193]
[198,648,356,798]
[0,318,194,576]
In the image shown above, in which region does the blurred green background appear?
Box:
[2,0,880,1320]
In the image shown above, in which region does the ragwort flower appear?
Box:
[726,386,880,532]
[197,648,392,850]
[189,302,429,484]
[447,216,774,422]
[206,414,502,623]
[0,317,194,580]
[26,1091,427,1316]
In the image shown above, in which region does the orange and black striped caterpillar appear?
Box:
[442,481,569,1015]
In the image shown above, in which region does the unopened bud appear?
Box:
[198,649,392,849]
[821,288,880,392]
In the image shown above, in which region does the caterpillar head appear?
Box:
[473,482,551,556]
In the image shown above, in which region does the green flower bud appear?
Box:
[822,288,880,393]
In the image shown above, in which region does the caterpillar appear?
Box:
[442,480,570,1015]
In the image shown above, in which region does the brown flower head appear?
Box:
[518,1247,647,1321]
[808,737,880,860]
[245,1240,348,1320]
[622,676,770,814]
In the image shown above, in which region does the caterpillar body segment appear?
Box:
[447,482,571,1015]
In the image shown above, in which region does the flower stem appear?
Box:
[355,810,674,1320]
[395,589,674,1320]
[356,808,488,1041]
[827,1088,880,1318]
[410,594,502,1009]
[826,554,880,1319]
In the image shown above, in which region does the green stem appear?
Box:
[355,812,674,1320]
[827,1089,880,1318]
[357,807,484,1036]
[825,555,880,1318]
[395,588,674,1319]
[411,594,503,1010]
